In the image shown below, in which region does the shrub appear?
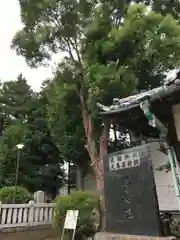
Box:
[53,191,99,239]
[170,219,180,239]
[0,186,32,204]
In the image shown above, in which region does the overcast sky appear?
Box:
[0,0,60,91]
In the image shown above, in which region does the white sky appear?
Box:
[0,0,61,91]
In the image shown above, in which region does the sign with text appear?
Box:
[64,210,79,230]
[104,144,162,236]
[108,151,140,171]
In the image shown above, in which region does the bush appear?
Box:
[0,186,33,204]
[53,191,99,239]
[170,219,180,239]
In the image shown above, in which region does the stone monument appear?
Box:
[95,144,174,240]
[34,190,45,203]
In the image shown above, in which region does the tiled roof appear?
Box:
[97,69,180,115]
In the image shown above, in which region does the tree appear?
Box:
[0,77,64,197]
[85,3,180,92]
[12,1,180,229]
[21,93,65,197]
[44,78,90,190]
[153,0,180,19]
[0,74,33,123]
[0,76,33,187]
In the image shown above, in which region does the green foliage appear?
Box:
[53,191,99,239]
[0,77,65,197]
[170,219,180,239]
[11,0,94,181]
[85,3,180,93]
[0,74,33,123]
[12,1,180,192]
[0,186,32,204]
[44,76,90,179]
[11,1,180,228]
[153,0,180,19]
[21,93,64,196]
[12,0,94,67]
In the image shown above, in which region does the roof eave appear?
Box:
[100,84,180,116]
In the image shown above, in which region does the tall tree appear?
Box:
[12,1,180,229]
[0,74,32,131]
[22,93,64,197]
[44,79,89,190]
[0,75,32,186]
[0,77,64,197]
[0,120,27,186]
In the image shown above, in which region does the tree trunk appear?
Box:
[76,164,84,191]
[97,121,109,231]
[96,169,106,231]
[79,87,110,231]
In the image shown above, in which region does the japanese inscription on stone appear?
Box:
[104,145,162,236]
[122,176,134,220]
[109,151,140,171]
[108,151,140,221]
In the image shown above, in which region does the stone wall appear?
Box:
[0,225,59,240]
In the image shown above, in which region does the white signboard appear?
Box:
[64,210,79,230]
[109,151,140,171]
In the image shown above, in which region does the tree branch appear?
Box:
[64,37,77,63]
[70,38,82,64]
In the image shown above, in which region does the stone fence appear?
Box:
[0,203,54,229]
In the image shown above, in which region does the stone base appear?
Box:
[94,232,176,240]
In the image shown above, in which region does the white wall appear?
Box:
[145,102,180,211]
[150,142,179,211]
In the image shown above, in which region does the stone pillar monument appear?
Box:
[95,144,175,240]
[34,190,45,203]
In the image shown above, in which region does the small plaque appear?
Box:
[64,210,79,230]
[109,152,140,171]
